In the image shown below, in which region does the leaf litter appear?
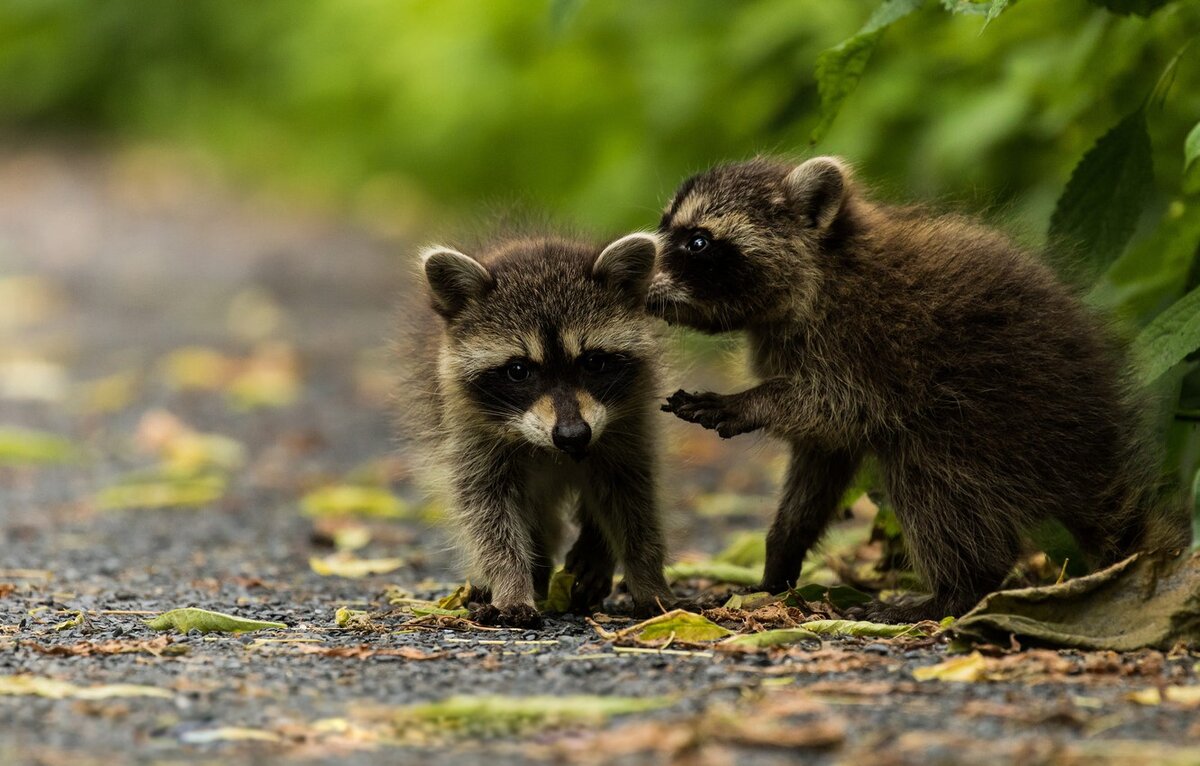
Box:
[144,607,287,634]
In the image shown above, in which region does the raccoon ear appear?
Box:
[593,233,658,302]
[785,156,849,231]
[420,246,492,319]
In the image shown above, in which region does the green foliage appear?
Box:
[811,0,925,143]
[1049,109,1154,282]
[1135,284,1200,384]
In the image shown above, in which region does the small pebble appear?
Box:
[863,643,890,655]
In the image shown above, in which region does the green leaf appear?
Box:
[334,607,370,628]
[1088,0,1175,17]
[722,628,822,648]
[810,0,925,143]
[96,473,226,510]
[538,569,575,613]
[800,619,925,637]
[437,584,472,610]
[618,609,733,643]
[1186,121,1200,171]
[1135,283,1200,384]
[53,610,85,631]
[144,607,287,634]
[549,0,585,32]
[723,591,780,610]
[300,484,408,518]
[665,561,761,587]
[394,694,672,736]
[0,427,75,466]
[713,532,766,568]
[1049,109,1154,281]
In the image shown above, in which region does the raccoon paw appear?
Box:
[468,602,543,629]
[850,597,945,625]
[662,390,758,438]
[567,565,615,614]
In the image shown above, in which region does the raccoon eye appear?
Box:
[579,352,609,374]
[506,361,531,382]
[685,234,710,253]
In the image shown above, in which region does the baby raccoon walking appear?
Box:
[650,156,1188,623]
[397,233,673,627]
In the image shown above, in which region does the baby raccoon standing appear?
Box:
[650,156,1189,623]
[397,233,673,627]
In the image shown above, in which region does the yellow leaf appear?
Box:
[0,358,68,402]
[309,554,405,578]
[76,371,139,415]
[227,343,300,410]
[437,584,472,610]
[539,570,575,613]
[0,675,172,700]
[53,610,84,631]
[335,607,370,628]
[144,607,287,634]
[1127,688,1162,706]
[301,485,407,518]
[0,427,75,466]
[913,651,987,682]
[160,347,234,391]
[393,695,673,737]
[611,609,732,644]
[96,474,226,510]
[721,628,821,648]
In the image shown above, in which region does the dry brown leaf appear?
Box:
[296,644,447,661]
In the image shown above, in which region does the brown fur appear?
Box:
[396,233,673,627]
[650,156,1191,622]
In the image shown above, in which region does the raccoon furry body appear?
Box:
[649,156,1190,622]
[397,233,673,627]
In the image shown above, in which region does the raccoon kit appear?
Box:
[398,233,673,627]
[650,156,1188,622]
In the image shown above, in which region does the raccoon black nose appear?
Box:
[552,421,592,454]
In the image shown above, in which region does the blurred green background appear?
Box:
[1,0,1196,238]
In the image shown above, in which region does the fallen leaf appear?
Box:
[0,427,75,466]
[392,694,673,737]
[596,609,732,644]
[53,610,84,631]
[301,485,408,519]
[722,628,822,648]
[800,619,924,638]
[409,605,470,618]
[0,358,68,402]
[0,675,172,700]
[723,592,780,611]
[160,347,236,391]
[953,552,1200,650]
[437,584,472,610]
[26,637,182,657]
[227,343,300,410]
[181,727,282,744]
[913,651,987,682]
[309,554,405,578]
[665,561,761,587]
[791,584,873,609]
[96,473,226,510]
[1128,685,1200,707]
[539,569,575,613]
[335,607,371,628]
[144,607,287,634]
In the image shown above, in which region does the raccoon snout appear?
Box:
[552,420,592,459]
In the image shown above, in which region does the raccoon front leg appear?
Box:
[563,515,616,611]
[663,389,763,438]
[585,455,673,614]
[760,445,861,593]
[455,479,542,628]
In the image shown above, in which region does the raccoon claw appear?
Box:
[663,390,758,438]
[468,602,543,629]
[851,597,947,624]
